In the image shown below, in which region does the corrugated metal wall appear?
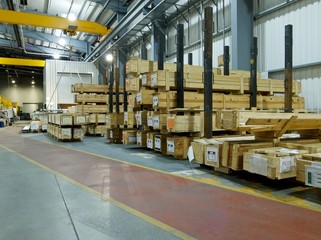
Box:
[44,60,99,110]
[254,0,321,111]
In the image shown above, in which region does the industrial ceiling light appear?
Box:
[59,38,66,46]
[53,53,60,59]
[68,13,77,21]
[106,53,113,62]
[31,80,35,85]
[11,80,15,84]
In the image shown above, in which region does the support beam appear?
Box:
[0,57,45,67]
[0,9,112,36]
[188,53,193,65]
[231,0,253,70]
[141,41,147,60]
[109,65,114,113]
[115,67,120,114]
[223,46,230,75]
[284,24,293,113]
[204,7,213,139]
[250,37,258,108]
[176,24,184,109]
[119,48,128,112]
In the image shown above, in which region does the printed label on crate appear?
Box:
[136,114,142,125]
[76,116,86,124]
[61,128,71,136]
[153,95,159,107]
[124,112,128,122]
[110,130,113,139]
[153,116,160,129]
[206,147,219,162]
[147,139,153,149]
[280,156,295,173]
[128,137,137,143]
[105,116,109,124]
[305,166,321,188]
[249,154,268,176]
[167,140,174,153]
[147,117,153,127]
[62,118,72,125]
[137,134,142,144]
[151,73,157,85]
[136,92,142,103]
[141,74,147,85]
[155,138,161,149]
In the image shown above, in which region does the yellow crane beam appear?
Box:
[0,9,111,36]
[0,57,45,67]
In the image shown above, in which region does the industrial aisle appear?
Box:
[1,126,321,240]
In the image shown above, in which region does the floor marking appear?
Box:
[6,135,321,213]
[0,144,196,240]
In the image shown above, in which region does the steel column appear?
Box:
[109,65,114,113]
[115,67,120,114]
[119,49,128,112]
[223,46,230,75]
[204,7,213,139]
[250,37,258,108]
[141,42,147,60]
[176,24,184,109]
[157,33,165,70]
[284,24,293,113]
[188,53,193,65]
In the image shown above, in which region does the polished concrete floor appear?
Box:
[1,125,321,240]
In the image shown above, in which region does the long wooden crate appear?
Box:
[166,136,196,160]
[75,94,108,104]
[243,147,309,180]
[152,91,304,111]
[73,114,87,125]
[75,105,108,114]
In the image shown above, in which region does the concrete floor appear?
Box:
[1,125,321,239]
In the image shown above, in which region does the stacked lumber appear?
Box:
[48,114,84,141]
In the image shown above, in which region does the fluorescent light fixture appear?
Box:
[53,53,60,59]
[59,38,66,46]
[68,13,77,21]
[11,80,15,83]
[106,53,113,62]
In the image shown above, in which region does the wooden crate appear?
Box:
[135,111,148,126]
[154,134,169,155]
[147,132,159,149]
[128,94,139,108]
[106,113,124,128]
[126,58,158,74]
[243,147,309,180]
[296,154,321,183]
[173,136,196,160]
[137,130,149,147]
[191,139,208,164]
[72,84,109,94]
[73,114,87,125]
[55,114,73,126]
[122,130,137,145]
[147,111,154,127]
[124,111,136,126]
[126,76,140,92]
[87,125,106,136]
[57,127,72,140]
[107,128,123,143]
[140,72,152,87]
[166,136,175,156]
[73,128,84,140]
[277,141,321,154]
[136,89,155,106]
[153,113,168,133]
[75,94,108,104]
[76,105,108,114]
[88,114,106,124]
[151,70,176,90]
[204,140,223,167]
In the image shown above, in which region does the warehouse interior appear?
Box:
[1,0,321,239]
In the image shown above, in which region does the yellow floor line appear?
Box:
[29,138,321,213]
[0,144,196,240]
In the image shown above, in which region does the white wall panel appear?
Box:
[254,0,321,72]
[44,60,98,110]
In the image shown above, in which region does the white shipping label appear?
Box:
[155,138,161,149]
[153,95,159,107]
[136,114,142,124]
[63,118,72,125]
[124,112,128,122]
[128,137,137,143]
[167,140,175,153]
[105,116,109,124]
[147,117,153,127]
[279,156,295,173]
[306,166,321,187]
[153,116,160,129]
[136,92,142,102]
[151,73,157,85]
[110,130,113,138]
[250,154,268,176]
[206,147,219,162]
[147,139,153,149]
[137,134,142,144]
[141,74,147,85]
[62,128,71,136]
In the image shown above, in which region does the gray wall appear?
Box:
[0,73,43,112]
